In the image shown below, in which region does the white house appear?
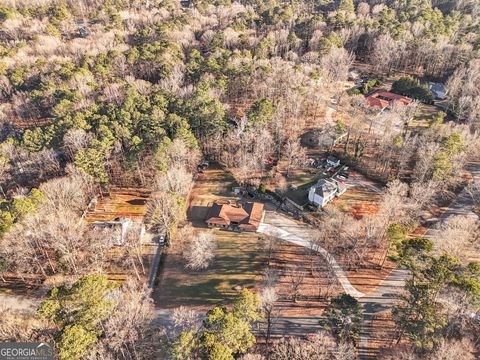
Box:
[326,156,341,168]
[308,179,346,208]
[91,217,145,246]
[428,82,448,100]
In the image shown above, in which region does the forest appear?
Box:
[0,0,479,359]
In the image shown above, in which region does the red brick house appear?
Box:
[205,201,264,232]
[366,91,413,109]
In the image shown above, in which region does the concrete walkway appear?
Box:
[258,223,365,298]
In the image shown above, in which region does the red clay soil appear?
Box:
[347,265,396,295]
[345,247,397,295]
[268,240,342,317]
[364,311,399,356]
[350,203,380,220]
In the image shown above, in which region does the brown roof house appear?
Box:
[205,200,264,232]
[366,91,413,110]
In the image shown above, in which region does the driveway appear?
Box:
[259,210,365,298]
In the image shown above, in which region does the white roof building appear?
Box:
[428,82,448,100]
[308,179,346,208]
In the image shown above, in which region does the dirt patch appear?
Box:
[267,239,342,317]
[85,187,151,223]
[187,165,238,224]
[351,203,380,220]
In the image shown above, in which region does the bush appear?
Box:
[392,76,434,104]
[258,183,266,193]
[361,79,383,94]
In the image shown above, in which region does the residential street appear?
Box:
[152,164,480,350]
[358,161,480,359]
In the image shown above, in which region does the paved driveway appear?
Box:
[259,211,364,298]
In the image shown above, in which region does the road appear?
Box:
[151,164,480,349]
[358,161,480,359]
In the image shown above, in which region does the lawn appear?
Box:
[187,165,238,225]
[328,171,382,219]
[154,230,265,309]
[154,165,265,309]
[284,182,314,207]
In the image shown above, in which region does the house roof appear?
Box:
[428,82,447,98]
[312,179,338,198]
[205,201,264,229]
[366,91,413,108]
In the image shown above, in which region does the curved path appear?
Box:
[258,221,365,299]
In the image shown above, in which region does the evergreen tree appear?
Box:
[38,275,118,360]
[323,293,362,343]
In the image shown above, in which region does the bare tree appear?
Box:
[148,192,184,241]
[172,306,200,334]
[99,280,155,360]
[447,59,480,128]
[184,231,217,270]
[321,47,354,82]
[286,265,306,303]
[270,331,341,360]
[155,165,193,197]
[260,286,278,347]
[261,235,279,266]
[63,128,93,160]
[433,215,479,263]
[283,138,307,178]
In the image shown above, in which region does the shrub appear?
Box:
[392,76,434,103]
[258,183,266,193]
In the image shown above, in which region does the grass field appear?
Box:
[154,229,264,309]
[154,165,265,309]
[329,172,382,219]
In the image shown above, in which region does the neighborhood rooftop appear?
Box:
[366,91,413,109]
[205,200,264,231]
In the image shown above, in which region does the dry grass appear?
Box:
[187,165,238,225]
[268,240,342,317]
[154,229,264,310]
[85,187,150,223]
[154,165,266,310]
[329,172,382,219]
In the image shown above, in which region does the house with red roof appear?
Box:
[366,91,413,109]
[205,200,264,232]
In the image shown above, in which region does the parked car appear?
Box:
[335,177,346,183]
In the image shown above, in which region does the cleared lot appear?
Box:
[154,166,265,310]
[154,229,264,310]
